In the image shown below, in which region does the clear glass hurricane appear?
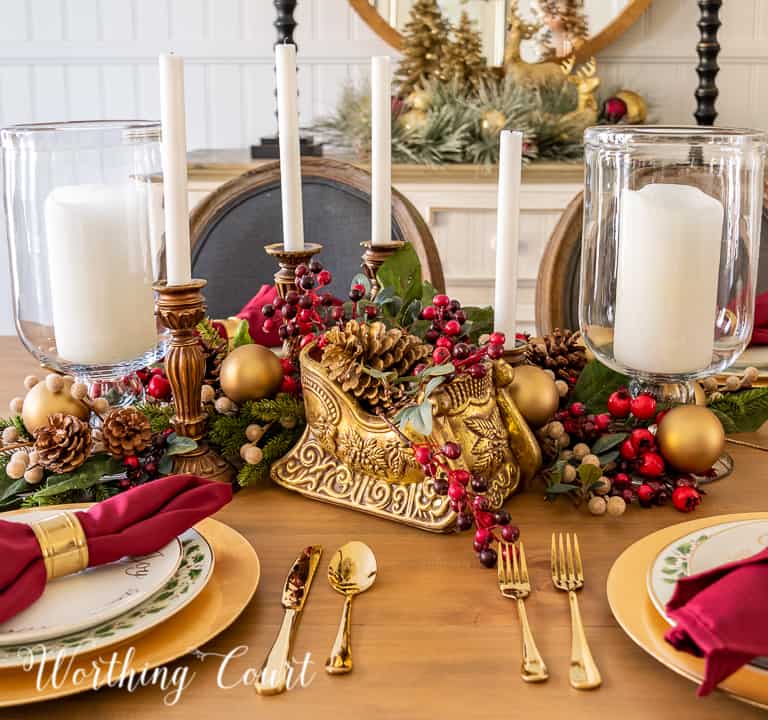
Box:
[1,120,167,406]
[580,125,767,403]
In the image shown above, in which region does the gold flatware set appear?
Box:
[256,540,377,695]
[497,532,601,689]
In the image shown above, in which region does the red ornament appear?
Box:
[637,483,655,507]
[619,439,637,461]
[147,374,172,400]
[672,485,702,513]
[444,320,461,336]
[637,451,665,477]
[607,389,632,418]
[630,393,657,420]
[432,347,452,365]
[413,445,432,465]
[595,413,611,431]
[489,332,505,346]
[280,376,299,395]
[629,428,655,451]
[603,96,628,122]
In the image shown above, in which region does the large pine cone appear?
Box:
[525,328,587,383]
[34,413,92,474]
[321,320,431,407]
[102,407,152,458]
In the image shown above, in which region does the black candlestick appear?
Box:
[250,0,323,158]
[694,0,721,126]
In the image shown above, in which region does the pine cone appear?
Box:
[525,328,587,383]
[34,413,92,474]
[321,320,431,407]
[102,407,152,458]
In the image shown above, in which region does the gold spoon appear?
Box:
[325,541,377,675]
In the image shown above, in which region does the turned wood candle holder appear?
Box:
[154,279,232,482]
[264,242,324,299]
[361,240,405,298]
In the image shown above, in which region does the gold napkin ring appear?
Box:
[30,511,89,580]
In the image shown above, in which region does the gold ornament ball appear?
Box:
[656,405,725,474]
[614,90,647,123]
[22,379,89,434]
[407,88,432,111]
[481,109,506,135]
[399,109,428,132]
[219,344,284,403]
[508,364,561,428]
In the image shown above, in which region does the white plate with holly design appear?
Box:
[0,509,182,646]
[647,519,768,670]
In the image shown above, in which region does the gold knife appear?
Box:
[255,545,323,695]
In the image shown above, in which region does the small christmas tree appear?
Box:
[395,0,450,97]
[442,11,487,89]
[531,0,589,60]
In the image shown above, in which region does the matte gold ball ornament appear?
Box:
[399,109,428,132]
[481,109,507,136]
[22,377,89,434]
[656,405,726,474]
[219,344,284,403]
[407,88,432,111]
[507,364,560,429]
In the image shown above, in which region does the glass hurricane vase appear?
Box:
[1,120,167,406]
[580,125,767,404]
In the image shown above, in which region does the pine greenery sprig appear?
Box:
[135,402,174,433]
[236,425,304,487]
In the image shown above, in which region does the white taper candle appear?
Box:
[493,130,522,349]
[158,53,192,285]
[371,56,392,245]
[275,43,304,251]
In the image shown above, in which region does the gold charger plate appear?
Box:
[607,512,768,711]
[0,513,260,708]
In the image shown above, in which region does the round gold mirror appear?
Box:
[350,0,652,65]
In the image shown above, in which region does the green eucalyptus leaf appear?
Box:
[31,454,123,499]
[420,362,455,377]
[231,319,253,349]
[597,450,620,467]
[374,286,396,306]
[418,398,434,436]
[591,433,628,455]
[158,454,174,476]
[166,436,198,456]
[423,375,446,399]
[362,366,397,381]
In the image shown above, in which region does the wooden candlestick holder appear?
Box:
[361,240,405,298]
[154,279,232,482]
[264,242,324,299]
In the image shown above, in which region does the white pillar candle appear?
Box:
[275,44,304,251]
[45,184,157,364]
[493,130,522,349]
[371,56,392,245]
[613,183,724,374]
[159,53,192,285]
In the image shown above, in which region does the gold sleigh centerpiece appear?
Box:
[271,345,541,532]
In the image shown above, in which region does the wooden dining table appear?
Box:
[0,335,766,720]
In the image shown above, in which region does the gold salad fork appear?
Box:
[497,541,549,682]
[551,532,602,690]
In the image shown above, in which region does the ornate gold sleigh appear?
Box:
[271,346,541,532]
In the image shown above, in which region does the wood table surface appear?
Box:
[0,336,766,720]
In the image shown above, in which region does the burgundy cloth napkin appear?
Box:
[0,474,232,624]
[236,284,282,347]
[664,546,768,695]
[750,291,768,345]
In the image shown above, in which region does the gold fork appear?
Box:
[551,532,602,690]
[498,541,549,683]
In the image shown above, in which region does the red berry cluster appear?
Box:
[278,357,300,395]
[119,427,173,489]
[553,401,611,442]
[136,366,172,401]
[413,440,519,568]
[261,260,337,352]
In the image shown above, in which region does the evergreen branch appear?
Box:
[135,402,175,433]
[236,426,304,487]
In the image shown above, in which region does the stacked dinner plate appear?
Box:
[0,506,260,707]
[608,512,768,709]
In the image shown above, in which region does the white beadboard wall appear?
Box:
[0,0,767,334]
